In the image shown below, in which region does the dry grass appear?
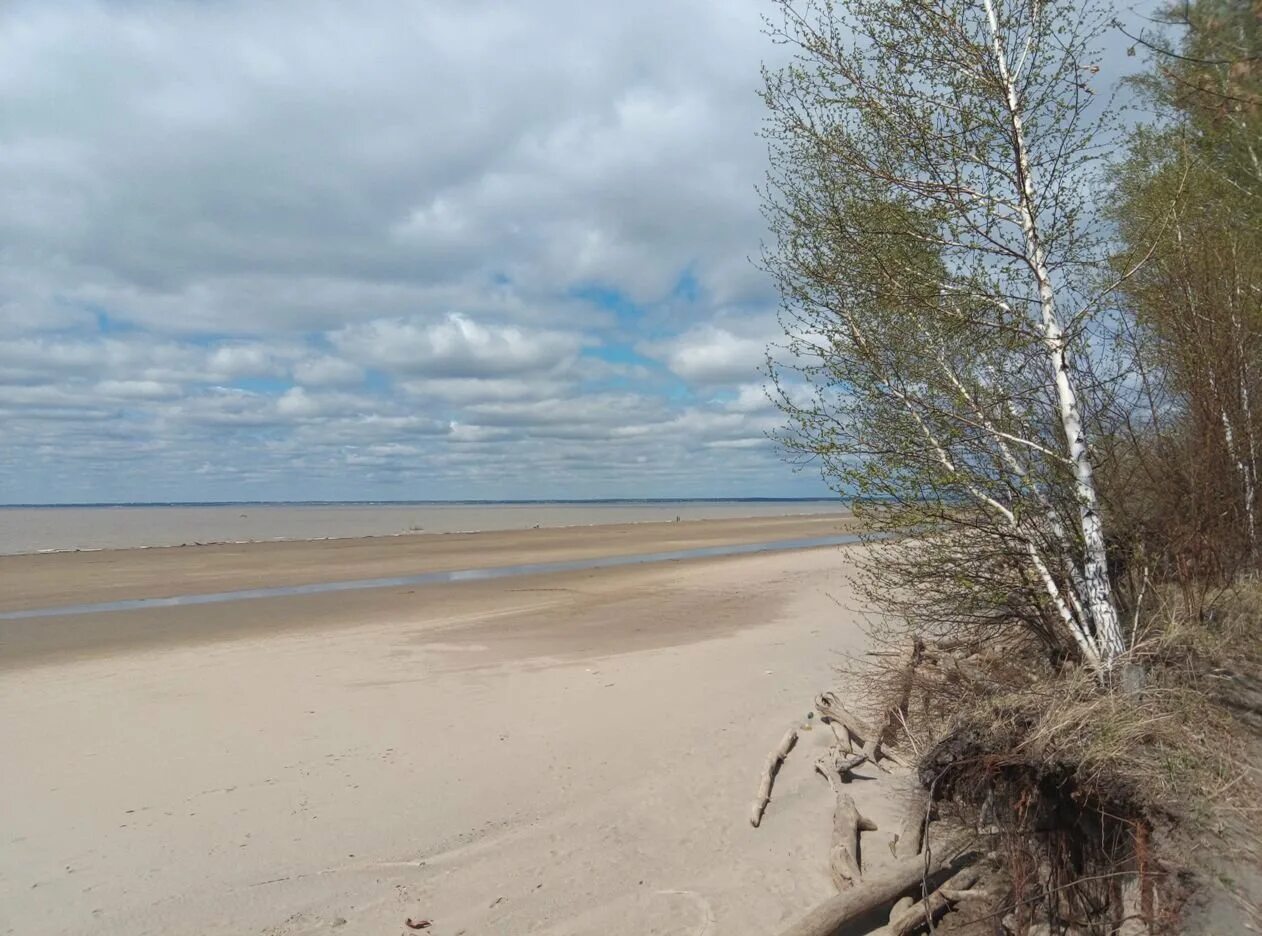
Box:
[842,580,1262,934]
[873,581,1262,815]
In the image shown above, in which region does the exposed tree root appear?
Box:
[878,637,925,750]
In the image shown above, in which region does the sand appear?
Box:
[0,519,907,936]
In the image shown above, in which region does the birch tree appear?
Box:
[762,0,1132,673]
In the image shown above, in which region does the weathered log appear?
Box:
[776,836,973,936]
[750,724,799,827]
[815,692,875,739]
[887,896,913,924]
[884,865,981,935]
[829,792,877,890]
[814,688,911,769]
[827,719,854,753]
[814,748,868,788]
[892,788,929,859]
[815,692,885,763]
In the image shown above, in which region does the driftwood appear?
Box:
[827,719,854,753]
[814,691,914,770]
[756,637,986,934]
[750,723,800,827]
[813,747,876,891]
[814,747,868,787]
[883,865,982,935]
[829,792,877,890]
[887,896,913,924]
[776,836,973,936]
[815,692,887,765]
[892,788,930,859]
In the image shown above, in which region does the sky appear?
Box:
[0,1,1150,504]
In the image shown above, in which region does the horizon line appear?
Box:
[0,496,845,509]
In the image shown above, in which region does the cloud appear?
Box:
[0,0,843,502]
[1,0,778,333]
[646,321,776,385]
[207,344,289,380]
[292,355,364,387]
[93,379,182,401]
[332,313,583,379]
[723,383,775,414]
[274,387,375,419]
[399,377,574,405]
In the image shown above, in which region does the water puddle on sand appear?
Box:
[0,533,866,622]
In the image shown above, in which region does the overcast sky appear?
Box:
[0,1,1149,504]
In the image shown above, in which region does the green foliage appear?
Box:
[762,0,1130,665]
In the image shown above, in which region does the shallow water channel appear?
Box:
[0,533,867,621]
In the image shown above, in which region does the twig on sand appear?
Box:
[751,722,801,827]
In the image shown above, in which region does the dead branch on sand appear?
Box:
[827,792,877,890]
[775,834,974,936]
[750,722,800,827]
[815,637,923,771]
[751,636,997,935]
[883,865,982,935]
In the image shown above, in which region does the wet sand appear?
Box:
[0,513,855,611]
[0,517,904,936]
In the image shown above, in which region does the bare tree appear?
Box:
[1112,140,1261,566]
[762,0,1133,673]
[1096,0,1262,590]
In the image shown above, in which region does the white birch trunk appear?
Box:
[899,385,1106,669]
[1230,305,1259,559]
[1218,386,1256,558]
[1209,361,1257,560]
[983,0,1126,669]
[1238,370,1258,559]
[939,351,1095,626]
[836,312,1109,664]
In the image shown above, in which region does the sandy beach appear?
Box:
[0,516,905,936]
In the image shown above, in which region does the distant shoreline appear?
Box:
[0,499,850,556]
[0,497,841,509]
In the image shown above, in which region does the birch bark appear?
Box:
[982,0,1126,668]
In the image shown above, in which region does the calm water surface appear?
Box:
[0,500,847,555]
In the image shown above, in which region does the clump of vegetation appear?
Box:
[760,0,1262,931]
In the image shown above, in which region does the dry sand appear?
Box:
[0,518,909,936]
